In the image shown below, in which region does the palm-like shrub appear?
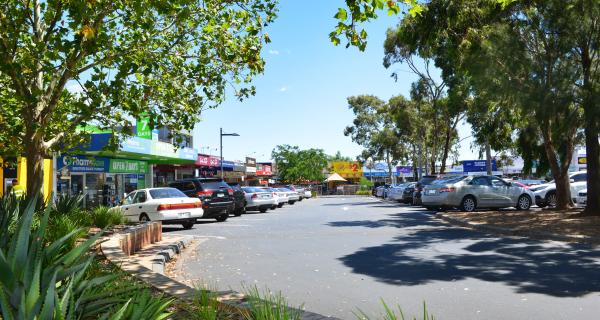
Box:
[0,196,172,319]
[91,206,126,229]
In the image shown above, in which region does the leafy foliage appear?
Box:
[0,196,172,319]
[271,145,328,183]
[243,285,302,320]
[354,299,434,320]
[90,206,126,229]
[0,0,278,193]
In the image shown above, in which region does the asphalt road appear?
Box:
[166,197,600,320]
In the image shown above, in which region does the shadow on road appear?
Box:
[328,211,600,297]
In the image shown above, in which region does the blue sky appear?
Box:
[193,0,478,164]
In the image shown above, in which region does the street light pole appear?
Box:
[219,127,240,180]
[220,128,223,180]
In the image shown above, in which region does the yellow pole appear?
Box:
[17,157,27,193]
[43,159,53,203]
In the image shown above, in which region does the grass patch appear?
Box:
[243,285,302,320]
[355,300,435,320]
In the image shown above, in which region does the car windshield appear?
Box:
[201,181,230,190]
[419,177,437,185]
[434,176,467,185]
[149,188,187,199]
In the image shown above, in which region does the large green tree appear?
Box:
[271,145,328,183]
[0,0,277,196]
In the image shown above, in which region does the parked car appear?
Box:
[412,176,438,205]
[421,175,534,212]
[227,183,247,216]
[577,189,587,207]
[387,184,407,201]
[287,185,305,201]
[117,188,202,229]
[256,187,280,210]
[169,178,234,222]
[277,188,299,204]
[530,171,587,207]
[376,185,390,198]
[268,187,288,208]
[241,187,274,213]
[402,183,417,204]
[303,189,312,198]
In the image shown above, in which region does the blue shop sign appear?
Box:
[220,160,235,171]
[462,160,497,172]
[57,156,109,173]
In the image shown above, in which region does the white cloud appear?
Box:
[269,49,280,55]
[279,86,288,92]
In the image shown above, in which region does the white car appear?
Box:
[117,188,203,229]
[530,171,587,207]
[304,190,312,198]
[242,187,274,213]
[277,188,299,204]
[267,187,288,208]
[387,184,406,201]
[577,189,587,207]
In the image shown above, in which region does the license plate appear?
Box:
[261,195,270,199]
[217,193,224,197]
[178,212,191,218]
[427,190,436,195]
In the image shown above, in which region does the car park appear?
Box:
[117,188,202,229]
[169,178,234,222]
[421,175,534,212]
[242,187,275,213]
[529,171,587,207]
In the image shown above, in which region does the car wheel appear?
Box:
[545,192,557,207]
[278,203,284,208]
[270,206,277,210]
[181,220,194,229]
[215,213,229,222]
[259,208,267,213]
[139,213,150,222]
[516,195,531,211]
[298,198,303,202]
[460,196,477,212]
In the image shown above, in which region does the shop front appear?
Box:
[195,154,220,178]
[56,156,149,207]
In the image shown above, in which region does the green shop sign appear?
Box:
[136,113,152,140]
[109,159,148,174]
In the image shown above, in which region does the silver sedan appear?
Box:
[421,175,534,212]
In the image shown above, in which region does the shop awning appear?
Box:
[325,173,347,182]
[77,133,197,164]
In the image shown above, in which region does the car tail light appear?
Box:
[197,190,213,197]
[157,202,201,211]
[439,187,456,193]
[227,188,234,195]
[272,192,276,197]
[251,193,258,199]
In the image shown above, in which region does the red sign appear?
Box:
[256,164,272,176]
[196,154,221,167]
[259,180,268,185]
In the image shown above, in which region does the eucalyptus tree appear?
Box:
[344,95,409,182]
[271,145,328,183]
[0,0,277,195]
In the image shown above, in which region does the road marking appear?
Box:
[195,235,227,240]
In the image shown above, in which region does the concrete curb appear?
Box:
[100,231,340,320]
[151,237,193,274]
[436,212,597,244]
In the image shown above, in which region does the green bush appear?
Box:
[359,177,374,191]
[0,196,172,320]
[50,193,84,216]
[46,214,89,250]
[243,285,302,320]
[91,206,126,228]
[354,300,434,320]
[356,190,372,196]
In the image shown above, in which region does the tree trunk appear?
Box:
[542,132,572,210]
[583,120,600,215]
[580,44,600,215]
[24,136,46,200]
[439,127,452,174]
[485,141,493,175]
